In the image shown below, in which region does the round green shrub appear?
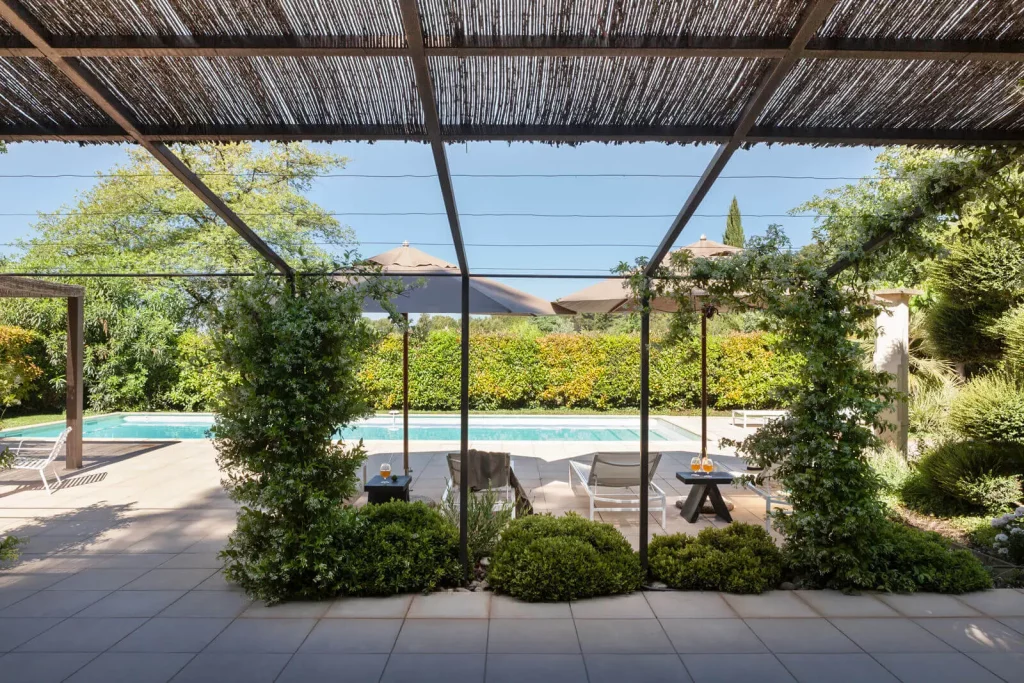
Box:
[488,513,642,602]
[905,440,1024,515]
[866,521,992,593]
[339,501,462,597]
[649,524,783,594]
[950,373,1024,445]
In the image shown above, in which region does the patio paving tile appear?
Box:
[0,588,37,610]
[744,618,860,653]
[77,589,186,617]
[644,591,736,619]
[240,600,330,618]
[298,618,403,653]
[956,589,1024,617]
[204,618,317,653]
[0,617,63,651]
[873,652,1003,683]
[123,568,219,591]
[407,592,491,618]
[829,618,954,653]
[94,553,176,569]
[0,589,110,617]
[682,653,796,682]
[380,654,486,683]
[776,654,899,683]
[585,653,692,683]
[112,617,233,652]
[659,618,768,654]
[325,594,412,618]
[0,652,98,683]
[158,591,252,618]
[878,593,981,618]
[48,568,150,591]
[393,619,489,653]
[158,553,224,570]
[569,593,654,619]
[488,595,572,619]
[1002,617,1024,635]
[65,652,194,683]
[794,591,899,618]
[17,616,147,652]
[967,653,1024,682]
[485,654,588,683]
[486,618,580,653]
[915,617,1024,652]
[277,653,389,683]
[168,653,290,683]
[722,592,818,619]
[191,571,237,592]
[574,618,674,654]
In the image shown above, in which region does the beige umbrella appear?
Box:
[350,243,557,473]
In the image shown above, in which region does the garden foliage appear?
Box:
[214,272,380,603]
[991,508,1024,565]
[949,372,1024,446]
[0,325,44,409]
[438,487,513,563]
[903,440,1024,515]
[488,514,642,601]
[359,330,801,412]
[649,524,782,594]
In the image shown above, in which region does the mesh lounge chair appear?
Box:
[745,463,791,531]
[569,452,667,529]
[9,427,71,495]
[444,450,533,517]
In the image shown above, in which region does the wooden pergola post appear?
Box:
[0,276,85,470]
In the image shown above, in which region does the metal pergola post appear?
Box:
[459,274,471,575]
[639,291,651,574]
[402,312,410,476]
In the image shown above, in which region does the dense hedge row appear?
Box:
[359,330,802,411]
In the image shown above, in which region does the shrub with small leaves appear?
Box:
[488,513,642,602]
[991,508,1024,565]
[950,373,1024,446]
[649,524,783,594]
[865,521,992,593]
[904,440,1024,515]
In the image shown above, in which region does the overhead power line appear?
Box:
[0,210,833,218]
[0,171,895,181]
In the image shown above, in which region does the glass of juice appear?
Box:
[690,457,701,473]
[701,458,714,474]
[380,462,392,479]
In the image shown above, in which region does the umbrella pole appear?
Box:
[639,294,650,575]
[701,306,708,461]
[459,275,470,577]
[403,312,410,476]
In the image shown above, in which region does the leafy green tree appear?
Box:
[723,196,745,248]
[214,270,381,603]
[0,143,352,411]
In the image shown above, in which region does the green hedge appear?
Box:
[359,330,801,411]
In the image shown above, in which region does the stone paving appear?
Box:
[1,417,1022,681]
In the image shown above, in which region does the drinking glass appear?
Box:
[690,457,701,473]
[380,462,392,479]
[701,458,714,474]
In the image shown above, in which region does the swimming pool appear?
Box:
[0,413,697,442]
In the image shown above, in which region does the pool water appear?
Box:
[0,414,697,442]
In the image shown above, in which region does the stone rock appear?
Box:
[469,580,481,591]
[455,587,471,593]
[477,580,489,591]
[779,581,796,590]
[479,557,491,568]
[648,581,669,590]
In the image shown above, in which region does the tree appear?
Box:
[0,143,352,411]
[723,196,745,247]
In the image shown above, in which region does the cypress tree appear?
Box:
[724,196,745,247]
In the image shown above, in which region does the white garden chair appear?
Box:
[8,427,71,495]
[569,452,667,529]
[745,462,791,531]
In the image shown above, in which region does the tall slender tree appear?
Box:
[723,196,745,247]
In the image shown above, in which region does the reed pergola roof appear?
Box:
[2,0,1023,274]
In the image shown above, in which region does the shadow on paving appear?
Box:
[0,440,178,498]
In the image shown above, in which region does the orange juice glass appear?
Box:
[690,457,701,472]
[701,458,714,474]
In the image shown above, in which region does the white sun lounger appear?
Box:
[9,427,71,495]
[731,409,788,428]
[569,452,667,529]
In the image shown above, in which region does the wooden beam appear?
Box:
[644,0,840,276]
[0,275,84,298]
[399,0,468,273]
[2,34,1023,61]
[66,296,84,469]
[0,0,294,277]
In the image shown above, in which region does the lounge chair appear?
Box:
[9,427,71,495]
[731,409,788,427]
[569,452,667,529]
[745,462,791,531]
[444,450,533,517]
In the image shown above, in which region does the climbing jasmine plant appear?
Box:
[623,147,1021,591]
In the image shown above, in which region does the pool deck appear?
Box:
[2,417,1022,682]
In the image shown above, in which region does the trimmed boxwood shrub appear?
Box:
[950,373,1024,446]
[488,513,642,602]
[649,524,783,594]
[338,501,462,596]
[866,521,993,593]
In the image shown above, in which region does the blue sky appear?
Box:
[0,141,881,301]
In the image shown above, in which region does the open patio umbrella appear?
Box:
[554,236,742,462]
[351,243,557,474]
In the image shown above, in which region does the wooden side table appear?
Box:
[365,475,411,504]
[675,471,734,523]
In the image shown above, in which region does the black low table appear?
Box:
[675,471,734,523]
[365,474,411,504]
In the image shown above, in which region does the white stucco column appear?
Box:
[872,289,919,455]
